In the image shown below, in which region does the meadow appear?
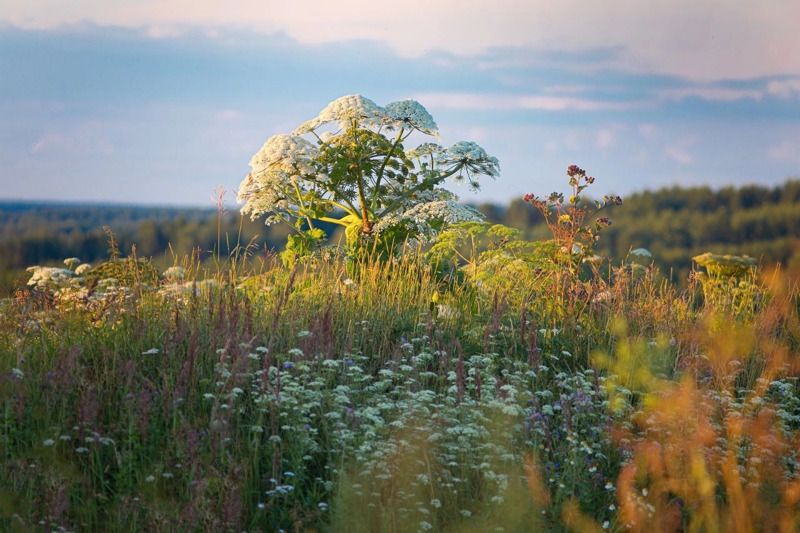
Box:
[3,207,799,531]
[2,94,800,531]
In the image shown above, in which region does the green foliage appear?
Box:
[281,227,327,267]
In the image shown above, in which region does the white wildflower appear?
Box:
[11,368,24,380]
[74,263,92,275]
[248,134,318,177]
[384,100,438,135]
[63,257,81,270]
[238,134,320,223]
[42,438,55,447]
[141,348,160,355]
[374,200,483,238]
[163,266,186,281]
[26,266,75,289]
[441,141,501,185]
[406,142,445,160]
[293,94,389,133]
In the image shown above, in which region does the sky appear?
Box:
[1,1,799,206]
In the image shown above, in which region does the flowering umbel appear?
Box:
[237,95,500,262]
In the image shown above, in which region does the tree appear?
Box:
[237,95,500,262]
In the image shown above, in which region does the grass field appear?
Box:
[2,235,799,531]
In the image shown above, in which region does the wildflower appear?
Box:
[75,263,92,275]
[145,475,155,483]
[384,99,438,135]
[42,439,55,447]
[141,348,160,355]
[567,164,585,177]
[294,94,389,134]
[163,266,186,281]
[629,247,652,259]
[26,266,75,289]
[11,368,23,380]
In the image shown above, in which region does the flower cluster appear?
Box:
[384,99,438,135]
[237,94,500,260]
[294,94,389,134]
[26,266,76,289]
[374,200,484,239]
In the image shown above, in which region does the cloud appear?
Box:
[766,79,800,99]
[768,139,800,163]
[595,128,617,150]
[413,92,641,112]
[4,0,800,81]
[28,133,71,155]
[664,138,695,165]
[659,87,765,103]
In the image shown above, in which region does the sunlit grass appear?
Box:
[1,244,799,531]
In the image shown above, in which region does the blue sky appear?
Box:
[1,1,799,206]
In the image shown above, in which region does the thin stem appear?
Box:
[317,216,350,227]
[373,127,405,204]
[292,181,315,230]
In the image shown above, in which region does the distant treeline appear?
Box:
[2,180,799,291]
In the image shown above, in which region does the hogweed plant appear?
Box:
[237,95,499,263]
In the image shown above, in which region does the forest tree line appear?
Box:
[2,180,799,292]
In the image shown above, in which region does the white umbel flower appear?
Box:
[26,266,75,289]
[163,266,186,281]
[248,134,318,177]
[384,100,438,135]
[294,94,389,134]
[406,142,445,161]
[238,134,321,224]
[443,141,501,178]
[375,200,484,237]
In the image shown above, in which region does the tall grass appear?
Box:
[1,247,799,531]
